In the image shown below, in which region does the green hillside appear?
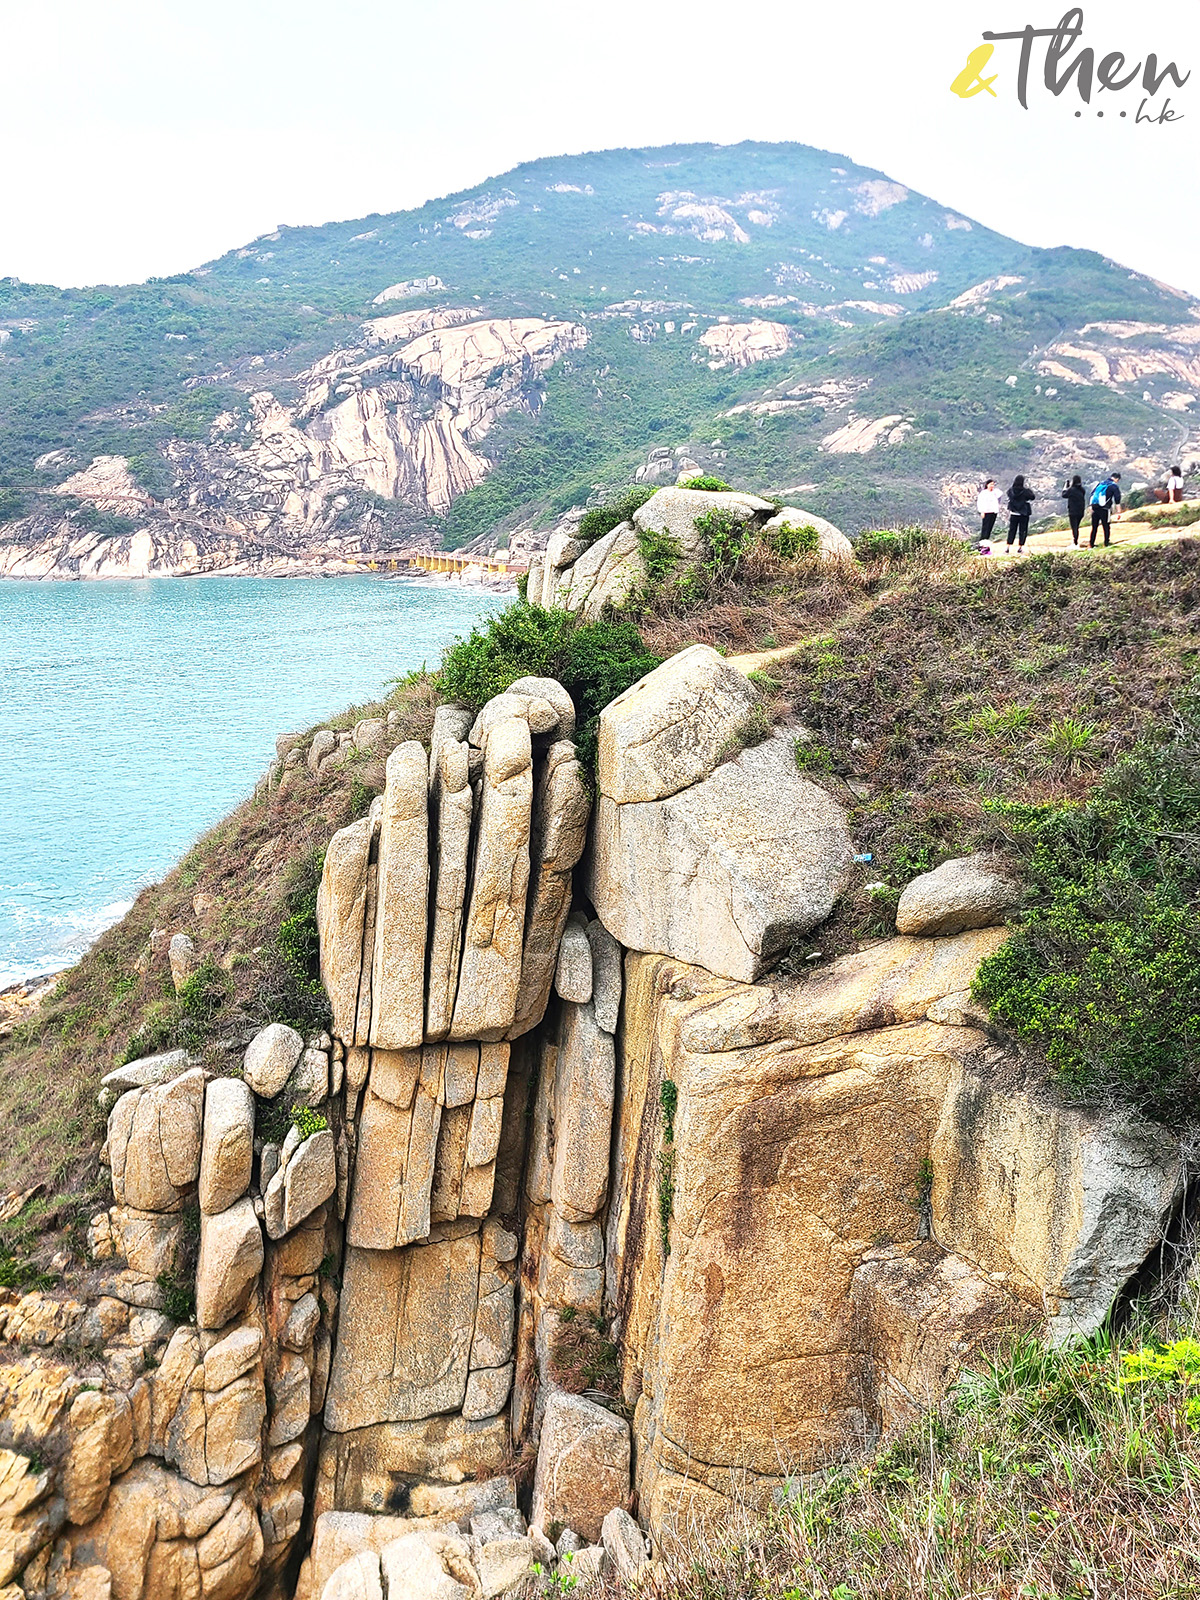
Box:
[0,141,1192,544]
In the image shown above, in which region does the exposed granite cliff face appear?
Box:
[0,644,1182,1598]
[0,311,586,580]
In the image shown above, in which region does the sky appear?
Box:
[2,0,1198,295]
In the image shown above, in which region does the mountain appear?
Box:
[1,140,1198,573]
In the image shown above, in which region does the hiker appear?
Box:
[1089,472,1122,547]
[1167,464,1185,503]
[1060,474,1086,545]
[1006,474,1036,552]
[977,479,1001,544]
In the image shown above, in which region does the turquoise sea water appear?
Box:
[0,576,502,987]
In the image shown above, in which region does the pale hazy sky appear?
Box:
[2,0,1198,294]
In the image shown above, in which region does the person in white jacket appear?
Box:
[977,479,1001,543]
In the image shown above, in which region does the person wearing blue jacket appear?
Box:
[1089,473,1122,548]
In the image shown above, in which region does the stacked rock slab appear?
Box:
[28,1016,342,1599]
[313,679,591,1517]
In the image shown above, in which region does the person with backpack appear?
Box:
[1060,475,1086,546]
[977,479,1001,544]
[1166,465,1185,503]
[1006,474,1036,552]
[1089,472,1122,547]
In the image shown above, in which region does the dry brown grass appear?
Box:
[611,1332,1200,1600]
[774,539,1200,958]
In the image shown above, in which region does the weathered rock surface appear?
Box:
[508,741,590,1040]
[554,921,593,1004]
[109,1070,205,1213]
[450,719,532,1041]
[371,743,430,1050]
[931,1070,1182,1341]
[244,1023,304,1099]
[325,1233,482,1431]
[895,853,1022,937]
[426,738,474,1042]
[265,1130,337,1241]
[596,644,759,805]
[590,733,854,982]
[550,1003,615,1223]
[318,817,374,1038]
[196,1199,264,1330]
[531,1394,630,1545]
[199,1079,255,1216]
[631,485,774,560]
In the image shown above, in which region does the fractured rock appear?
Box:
[596,643,760,805]
[196,1199,264,1330]
[586,919,622,1035]
[318,817,373,1039]
[370,743,430,1051]
[550,1002,615,1223]
[450,719,533,1041]
[325,1234,482,1432]
[531,1393,630,1545]
[554,920,593,1004]
[508,740,590,1040]
[199,1079,255,1216]
[265,1130,337,1241]
[426,737,474,1041]
[601,1508,647,1583]
[244,1023,304,1099]
[590,732,854,983]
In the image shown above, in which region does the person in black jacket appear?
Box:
[1006,474,1036,552]
[1061,475,1085,546]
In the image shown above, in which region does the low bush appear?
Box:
[645,1331,1200,1600]
[680,475,733,492]
[291,1105,328,1141]
[437,604,660,741]
[854,525,929,563]
[974,710,1200,1121]
[764,520,819,560]
[575,485,655,548]
[1127,501,1200,529]
[269,848,332,1034]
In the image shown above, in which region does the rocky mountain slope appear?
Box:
[2,143,1198,576]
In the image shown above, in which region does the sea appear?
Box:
[0,576,504,988]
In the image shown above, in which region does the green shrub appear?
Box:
[437,605,660,733]
[1127,501,1200,529]
[794,737,834,774]
[634,524,683,589]
[0,487,27,521]
[694,505,754,574]
[680,475,732,492]
[576,485,655,548]
[765,520,820,560]
[156,1270,195,1323]
[854,526,929,563]
[973,709,1200,1120]
[272,848,331,1032]
[177,958,230,1037]
[291,1105,328,1141]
